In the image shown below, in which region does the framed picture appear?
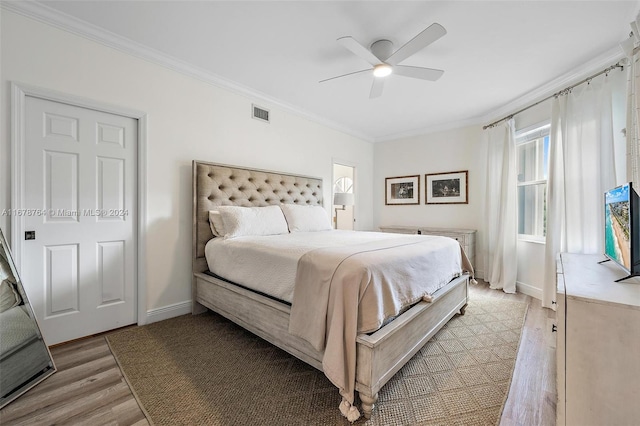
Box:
[385,175,420,205]
[425,171,468,204]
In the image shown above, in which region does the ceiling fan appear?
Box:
[321,23,447,98]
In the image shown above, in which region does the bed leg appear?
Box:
[458,303,468,316]
[360,393,378,419]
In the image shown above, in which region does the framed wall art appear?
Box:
[385,175,420,205]
[425,170,468,204]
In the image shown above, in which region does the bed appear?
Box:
[192,160,470,420]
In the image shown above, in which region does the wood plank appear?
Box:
[0,367,122,422]
[63,393,132,425]
[498,289,556,426]
[49,335,106,356]
[10,382,132,426]
[111,398,148,425]
[16,354,117,398]
[0,337,147,426]
[63,405,120,426]
[50,340,113,371]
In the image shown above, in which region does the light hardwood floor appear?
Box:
[0,334,149,426]
[0,280,556,425]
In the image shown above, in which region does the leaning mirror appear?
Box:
[0,227,55,408]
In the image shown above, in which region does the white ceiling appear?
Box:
[25,1,640,141]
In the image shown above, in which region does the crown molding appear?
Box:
[375,44,625,143]
[373,116,483,143]
[1,1,374,142]
[479,45,625,126]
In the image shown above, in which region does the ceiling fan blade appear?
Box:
[319,69,371,83]
[337,36,382,66]
[386,23,446,66]
[369,78,385,98]
[393,65,444,81]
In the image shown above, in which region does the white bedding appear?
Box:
[204,230,459,303]
[288,235,468,414]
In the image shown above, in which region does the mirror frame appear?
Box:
[0,228,56,409]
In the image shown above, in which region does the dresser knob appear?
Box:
[552,300,557,305]
[552,324,557,332]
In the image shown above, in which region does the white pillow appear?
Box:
[208,210,225,237]
[280,204,332,232]
[216,205,289,238]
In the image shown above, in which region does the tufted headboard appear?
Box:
[192,160,324,273]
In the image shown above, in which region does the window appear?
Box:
[516,123,550,240]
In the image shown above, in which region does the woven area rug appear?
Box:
[106,297,528,426]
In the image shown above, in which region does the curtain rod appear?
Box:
[483,61,625,130]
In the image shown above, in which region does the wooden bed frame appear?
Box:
[192,160,469,418]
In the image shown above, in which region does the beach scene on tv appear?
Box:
[605,185,631,269]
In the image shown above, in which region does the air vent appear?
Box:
[252,104,270,123]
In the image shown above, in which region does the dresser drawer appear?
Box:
[380,226,477,267]
[378,226,419,235]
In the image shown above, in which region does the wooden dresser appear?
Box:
[556,253,640,426]
[379,225,476,268]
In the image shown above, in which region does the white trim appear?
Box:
[136,115,149,325]
[146,300,192,324]
[10,82,149,327]
[374,116,481,143]
[517,121,552,135]
[518,235,546,244]
[515,123,551,144]
[482,46,624,126]
[516,280,542,300]
[376,46,625,143]
[10,84,26,268]
[1,1,372,143]
[517,179,547,187]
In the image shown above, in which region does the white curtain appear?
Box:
[627,52,640,187]
[484,119,517,293]
[542,74,620,308]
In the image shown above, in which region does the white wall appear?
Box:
[373,125,487,278]
[0,11,374,318]
[513,99,551,298]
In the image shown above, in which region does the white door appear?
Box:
[21,96,137,345]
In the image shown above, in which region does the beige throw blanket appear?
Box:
[289,235,473,413]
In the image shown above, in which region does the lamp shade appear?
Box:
[333,192,354,206]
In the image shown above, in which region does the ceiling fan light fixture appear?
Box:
[373,63,393,78]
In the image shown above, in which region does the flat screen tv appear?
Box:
[604,182,640,280]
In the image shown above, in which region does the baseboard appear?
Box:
[516,281,542,300]
[474,269,484,280]
[145,300,192,324]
